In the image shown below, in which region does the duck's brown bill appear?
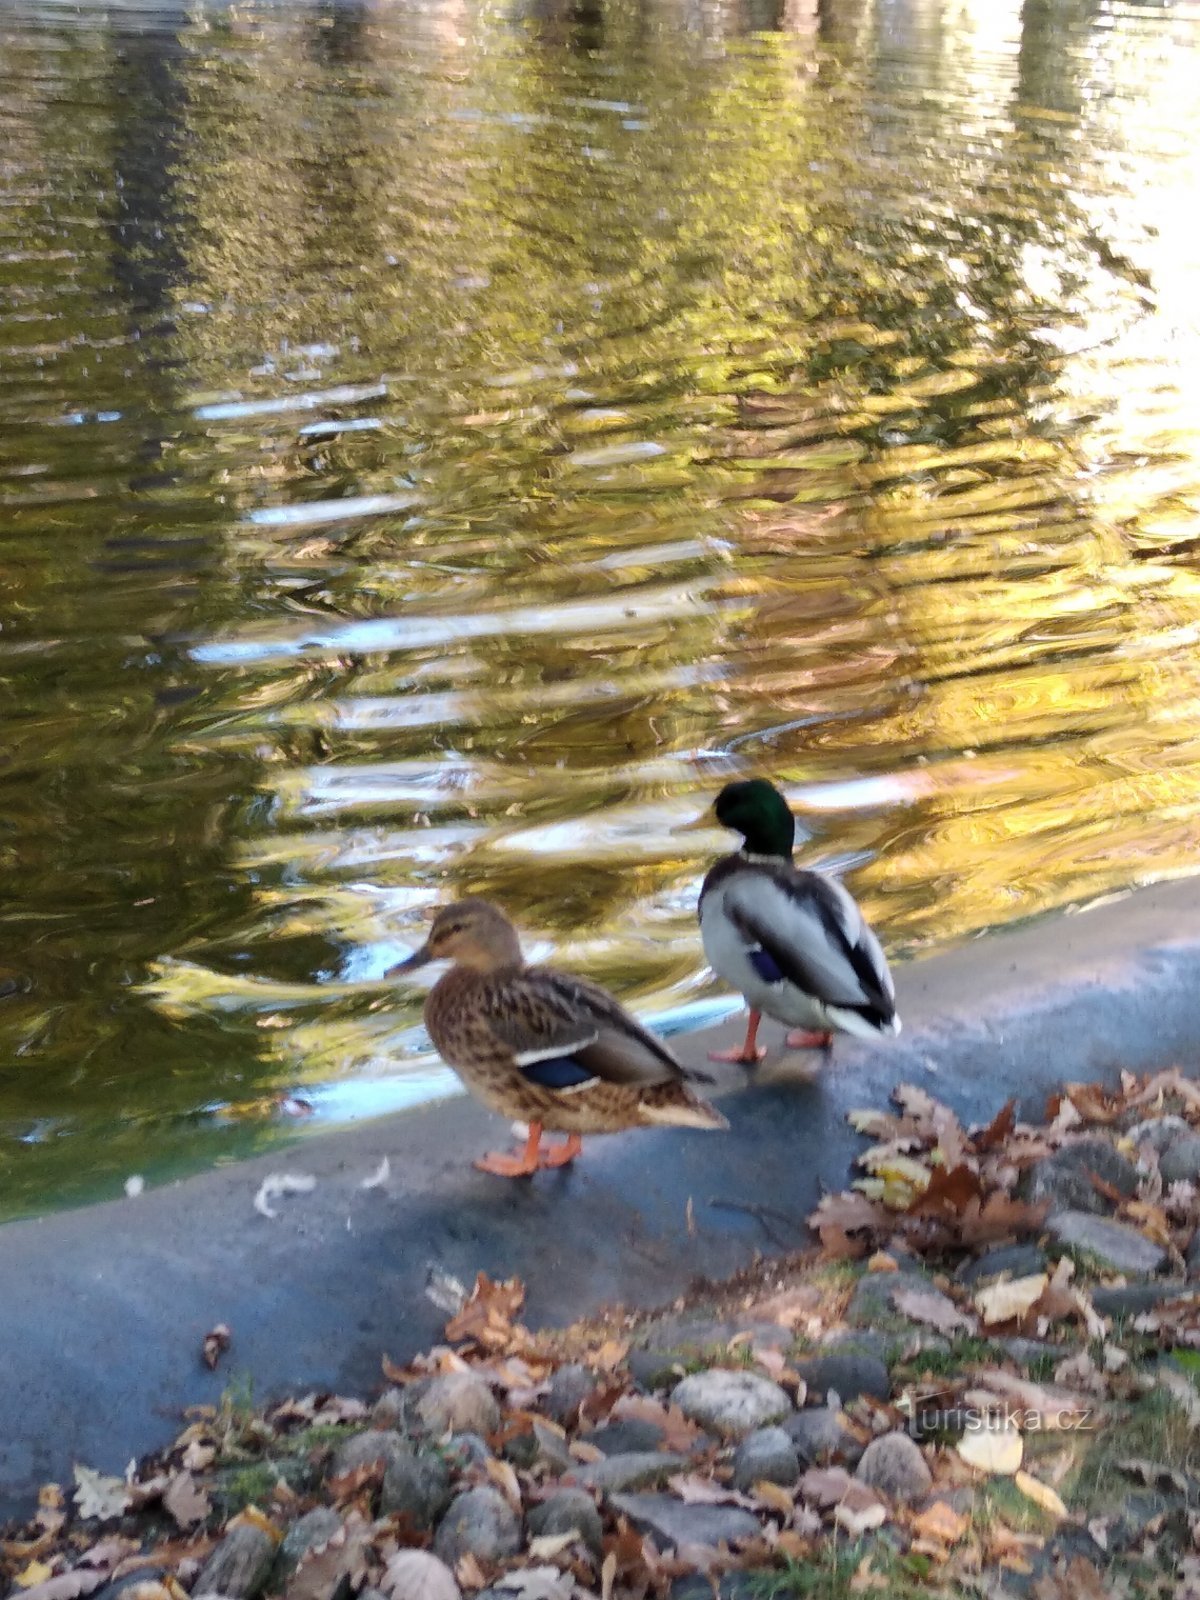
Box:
[386,943,432,977]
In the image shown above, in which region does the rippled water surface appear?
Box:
[3,0,1200,1216]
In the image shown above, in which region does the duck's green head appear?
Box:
[712,778,795,858]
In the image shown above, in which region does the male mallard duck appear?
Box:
[387,897,727,1176]
[684,778,900,1065]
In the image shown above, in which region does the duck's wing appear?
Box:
[725,864,896,1027]
[481,968,698,1092]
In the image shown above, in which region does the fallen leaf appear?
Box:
[16,1563,54,1589]
[866,1252,898,1273]
[834,1501,887,1536]
[73,1467,132,1522]
[201,1324,231,1371]
[1014,1470,1067,1519]
[360,1156,390,1190]
[379,1548,461,1600]
[609,1394,705,1452]
[11,1576,107,1600]
[957,1422,1023,1475]
[287,1511,368,1600]
[444,1272,528,1352]
[974,1274,1048,1326]
[751,1481,796,1517]
[181,1442,215,1473]
[253,1172,316,1219]
[527,1532,579,1561]
[667,1475,759,1509]
[484,1457,523,1512]
[489,1569,572,1600]
[910,1500,968,1546]
[892,1288,977,1336]
[974,1099,1017,1151]
[162,1473,209,1530]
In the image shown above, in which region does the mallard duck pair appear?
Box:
[388,779,898,1177]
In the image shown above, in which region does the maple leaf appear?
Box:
[73,1468,132,1523]
[444,1273,529,1352]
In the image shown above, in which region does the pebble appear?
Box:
[627,1348,688,1391]
[434,1486,522,1564]
[380,1448,452,1528]
[544,1364,596,1426]
[416,1373,501,1437]
[845,1270,933,1325]
[579,1418,666,1456]
[855,1431,933,1505]
[1127,1116,1191,1156]
[1021,1138,1138,1216]
[371,1388,406,1430]
[1161,1133,1200,1185]
[671,1369,792,1437]
[573,1451,690,1492]
[609,1492,762,1551]
[445,1433,493,1470]
[782,1406,862,1468]
[956,1244,1047,1287]
[793,1352,890,1404]
[1189,1231,1200,1280]
[330,1429,407,1479]
[527,1488,604,1556]
[1047,1209,1167,1275]
[194,1521,279,1598]
[1091,1283,1196,1318]
[731,1426,800,1490]
[278,1508,342,1572]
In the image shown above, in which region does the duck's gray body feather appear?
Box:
[698,853,899,1039]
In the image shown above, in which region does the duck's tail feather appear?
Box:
[640,1088,729,1131]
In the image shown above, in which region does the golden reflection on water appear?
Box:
[2,0,1200,1210]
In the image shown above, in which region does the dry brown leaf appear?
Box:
[1013,1471,1067,1519]
[974,1273,1048,1326]
[957,1423,1023,1475]
[609,1394,705,1452]
[667,1475,758,1509]
[865,1252,898,1273]
[483,1457,523,1513]
[161,1474,209,1530]
[773,1529,814,1561]
[444,1273,528,1352]
[751,1481,795,1517]
[379,1549,461,1600]
[201,1325,231,1372]
[974,1099,1017,1151]
[955,1193,1050,1248]
[834,1501,887,1536]
[910,1500,968,1546]
[892,1288,977,1335]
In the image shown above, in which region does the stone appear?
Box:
[1189,1230,1200,1280]
[1161,1133,1200,1185]
[731,1427,799,1490]
[95,1570,168,1600]
[416,1373,501,1437]
[445,1433,492,1470]
[670,1578,759,1600]
[1047,1210,1167,1275]
[1091,1283,1196,1318]
[609,1492,762,1551]
[671,1369,792,1437]
[544,1364,596,1425]
[330,1428,407,1479]
[371,1388,406,1430]
[579,1418,665,1456]
[855,1432,933,1506]
[527,1489,604,1556]
[1126,1115,1191,1155]
[994,1338,1067,1366]
[434,1486,521,1564]
[573,1452,690,1492]
[846,1270,933,1325]
[627,1348,688,1390]
[793,1352,890,1405]
[781,1407,862,1467]
[819,1327,891,1360]
[1021,1139,1138,1216]
[380,1448,452,1528]
[380,1552,461,1600]
[278,1508,342,1573]
[956,1244,1047,1287]
[194,1521,279,1598]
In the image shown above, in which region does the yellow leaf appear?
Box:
[1014,1471,1068,1519]
[910,1500,968,1546]
[974,1273,1048,1325]
[15,1563,52,1589]
[957,1422,1023,1475]
[866,1252,899,1273]
[753,1480,796,1516]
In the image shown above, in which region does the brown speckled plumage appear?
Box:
[389,898,725,1172]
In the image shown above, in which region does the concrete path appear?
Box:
[2,877,1199,1518]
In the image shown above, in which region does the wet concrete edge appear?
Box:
[2,875,1199,1517]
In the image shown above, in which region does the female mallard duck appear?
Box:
[388,896,727,1177]
[685,778,900,1065]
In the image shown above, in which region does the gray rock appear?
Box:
[378,1552,461,1600]
[194,1521,279,1598]
[781,1407,862,1467]
[793,1352,890,1405]
[278,1508,342,1572]
[671,1369,792,1437]
[846,1270,933,1325]
[819,1327,891,1360]
[609,1492,762,1551]
[1126,1116,1191,1155]
[330,1429,407,1479]
[956,1245,1047,1287]
[380,1448,452,1529]
[527,1489,604,1556]
[371,1388,407,1430]
[433,1486,521,1564]
[580,1418,665,1456]
[445,1433,493,1471]
[855,1432,933,1506]
[573,1451,690,1492]
[731,1427,799,1490]
[1161,1134,1200,1185]
[95,1570,168,1600]
[1189,1230,1200,1280]
[1091,1283,1196,1318]
[544,1364,596,1426]
[1047,1210,1167,1275]
[627,1348,688,1391]
[416,1373,501,1438]
[670,1578,759,1600]
[994,1338,1067,1366]
[1021,1139,1138,1216]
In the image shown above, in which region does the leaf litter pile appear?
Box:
[12,1072,1200,1600]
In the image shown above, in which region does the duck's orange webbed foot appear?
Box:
[537,1132,582,1169]
[708,1010,765,1065]
[473,1123,581,1178]
[785,1028,833,1049]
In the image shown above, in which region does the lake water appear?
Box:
[2,0,1200,1218]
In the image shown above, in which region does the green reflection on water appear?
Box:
[2,0,1200,1220]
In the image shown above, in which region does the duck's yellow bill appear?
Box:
[677,807,716,832]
